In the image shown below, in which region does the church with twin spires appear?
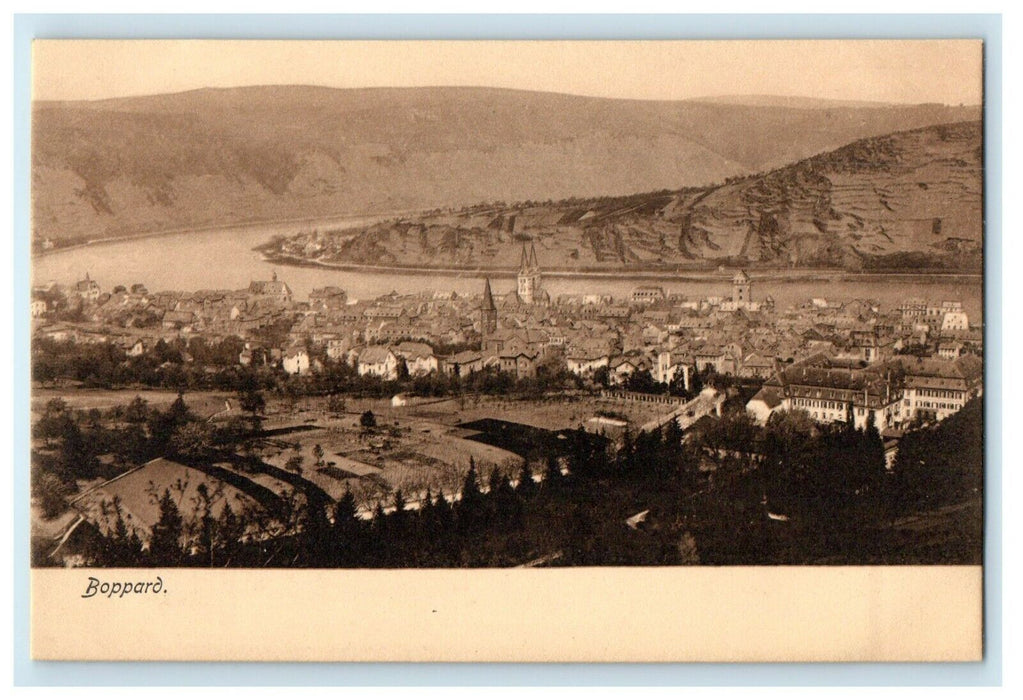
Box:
[511,240,550,307]
[516,240,545,305]
[479,240,551,334]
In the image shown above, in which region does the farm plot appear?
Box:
[406,394,670,431]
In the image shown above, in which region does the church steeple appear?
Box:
[480,277,498,334]
[517,239,543,305]
[482,277,496,311]
[732,269,752,307]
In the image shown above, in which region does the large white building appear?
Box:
[900,298,969,333]
[566,352,610,376]
[248,271,293,303]
[655,350,692,389]
[282,346,310,375]
[393,341,438,376]
[748,353,983,430]
[631,286,666,304]
[357,345,401,380]
[940,309,970,332]
[746,355,904,431]
[898,355,983,423]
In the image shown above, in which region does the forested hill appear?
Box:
[265,120,983,273]
[32,85,978,246]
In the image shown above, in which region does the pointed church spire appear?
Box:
[528,242,538,270]
[519,242,530,273]
[482,277,496,311]
[480,277,498,334]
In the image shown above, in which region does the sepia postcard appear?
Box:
[27,38,986,662]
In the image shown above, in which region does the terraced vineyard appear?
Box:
[267,121,982,273]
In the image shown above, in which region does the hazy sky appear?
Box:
[33,39,983,105]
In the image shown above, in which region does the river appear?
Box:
[32,219,985,320]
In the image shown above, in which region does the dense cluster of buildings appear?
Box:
[32,242,982,428]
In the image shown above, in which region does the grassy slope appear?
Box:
[32,86,978,245]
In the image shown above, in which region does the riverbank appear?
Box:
[32,219,985,321]
[32,208,421,259]
[258,250,983,286]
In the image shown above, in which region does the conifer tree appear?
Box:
[859,411,887,500]
[300,500,333,566]
[334,488,359,528]
[515,463,537,497]
[487,466,504,495]
[218,501,243,564]
[418,487,436,534]
[433,490,454,532]
[368,501,389,564]
[492,470,523,530]
[58,417,98,480]
[149,488,184,566]
[108,498,135,566]
[373,502,387,526]
[663,417,684,460]
[391,489,408,529]
[127,530,144,567]
[331,488,363,566]
[543,453,563,487]
[194,483,217,566]
[457,458,486,533]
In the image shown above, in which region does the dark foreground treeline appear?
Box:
[42,398,984,568]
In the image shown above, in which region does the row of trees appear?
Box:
[591,365,698,397]
[34,336,773,410]
[83,456,565,568]
[32,337,590,400]
[33,336,270,391]
[592,364,764,404]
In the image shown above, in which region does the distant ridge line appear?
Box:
[33,84,972,109]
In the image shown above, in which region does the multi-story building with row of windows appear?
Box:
[898,355,983,423]
[747,353,983,430]
[746,354,904,430]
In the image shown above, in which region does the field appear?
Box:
[32,385,234,419]
[402,393,670,431]
[256,415,520,508]
[255,392,670,509]
[31,385,685,546]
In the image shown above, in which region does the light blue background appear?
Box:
[12,13,1002,686]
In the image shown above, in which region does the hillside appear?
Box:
[264,121,982,273]
[31,86,979,246]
